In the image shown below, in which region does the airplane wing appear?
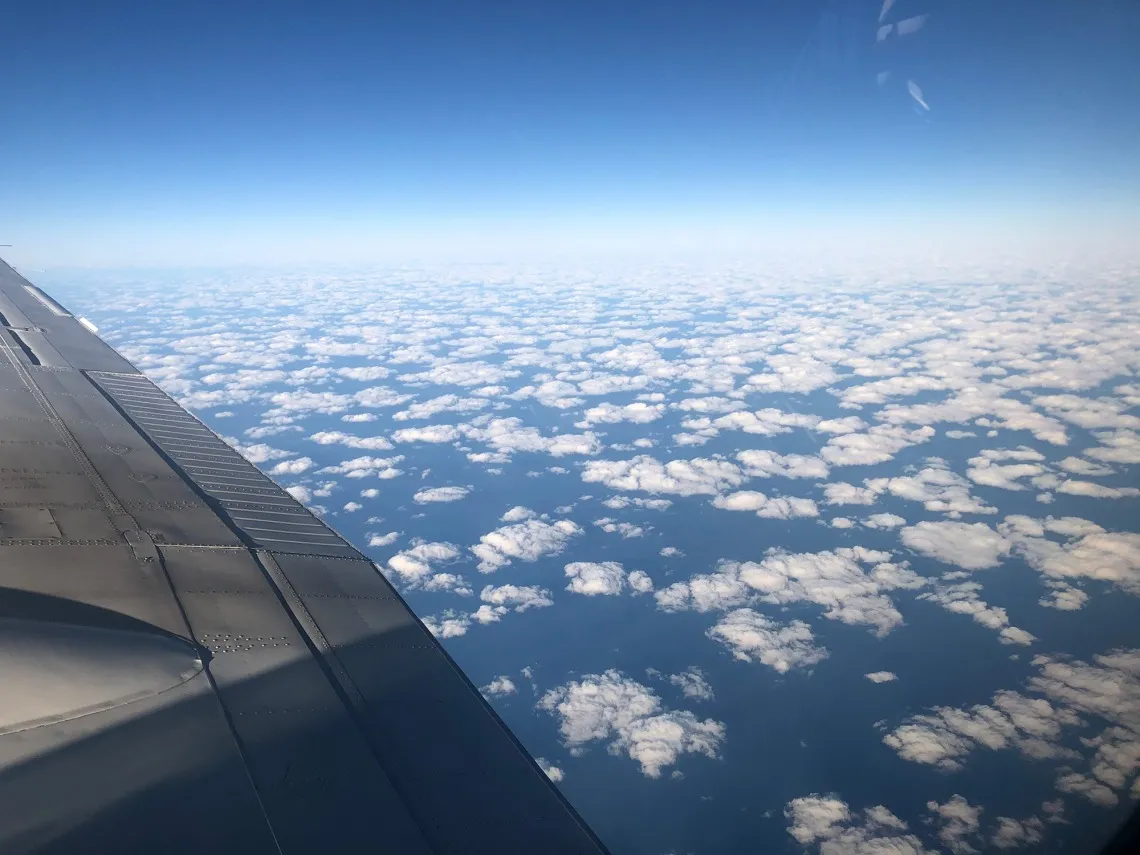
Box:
[0,259,609,855]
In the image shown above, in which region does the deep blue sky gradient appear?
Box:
[2,0,1139,265]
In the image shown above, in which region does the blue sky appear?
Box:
[3,0,1139,266]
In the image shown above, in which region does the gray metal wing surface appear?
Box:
[0,259,609,855]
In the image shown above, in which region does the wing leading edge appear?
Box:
[0,260,609,855]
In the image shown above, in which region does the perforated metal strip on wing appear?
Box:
[89,371,362,558]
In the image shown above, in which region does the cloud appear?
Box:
[926,795,982,855]
[784,796,933,853]
[368,531,400,547]
[231,441,293,464]
[707,609,827,672]
[393,394,488,421]
[500,505,536,522]
[391,425,461,444]
[883,689,1081,772]
[862,513,906,530]
[656,547,923,637]
[537,670,726,778]
[669,667,714,701]
[481,676,518,697]
[422,608,472,638]
[822,482,877,506]
[900,521,1011,570]
[269,457,315,475]
[576,401,664,428]
[628,570,655,594]
[1056,480,1140,499]
[536,759,565,783]
[413,485,471,503]
[918,581,1036,645]
[592,518,645,538]
[712,490,819,519]
[462,417,602,458]
[1085,430,1140,464]
[1001,517,1140,597]
[582,455,745,496]
[317,455,403,478]
[821,425,936,466]
[709,408,820,437]
[286,485,313,504]
[564,561,627,596]
[471,519,583,572]
[308,430,395,451]
[386,542,467,592]
[601,495,673,511]
[990,816,1044,850]
[480,583,554,612]
[736,449,829,479]
[867,460,997,516]
[865,671,898,683]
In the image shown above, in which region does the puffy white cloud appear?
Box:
[308,430,395,451]
[368,531,400,547]
[481,676,518,697]
[1057,456,1115,476]
[342,502,362,512]
[471,519,583,573]
[537,670,726,778]
[785,796,933,853]
[707,609,827,672]
[582,455,745,496]
[536,759,565,783]
[919,581,1035,645]
[318,455,404,478]
[899,521,1011,570]
[745,353,838,395]
[269,457,315,475]
[878,388,1069,446]
[628,570,655,594]
[576,401,664,427]
[822,482,877,506]
[1085,429,1140,464]
[926,795,983,855]
[391,425,461,444]
[712,490,819,519]
[564,561,626,596]
[480,583,554,612]
[821,425,935,466]
[867,460,997,517]
[592,518,646,538]
[862,513,906,530]
[668,667,714,701]
[865,671,898,683]
[710,408,820,437]
[231,441,293,464]
[413,485,471,503]
[736,449,829,479]
[990,816,1044,850]
[386,542,468,593]
[500,505,536,522]
[1056,480,1140,499]
[884,689,1081,771]
[286,485,313,504]
[462,417,602,457]
[657,547,921,636]
[422,610,471,639]
[601,495,672,511]
[393,394,488,421]
[1002,518,1140,597]
[398,360,520,387]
